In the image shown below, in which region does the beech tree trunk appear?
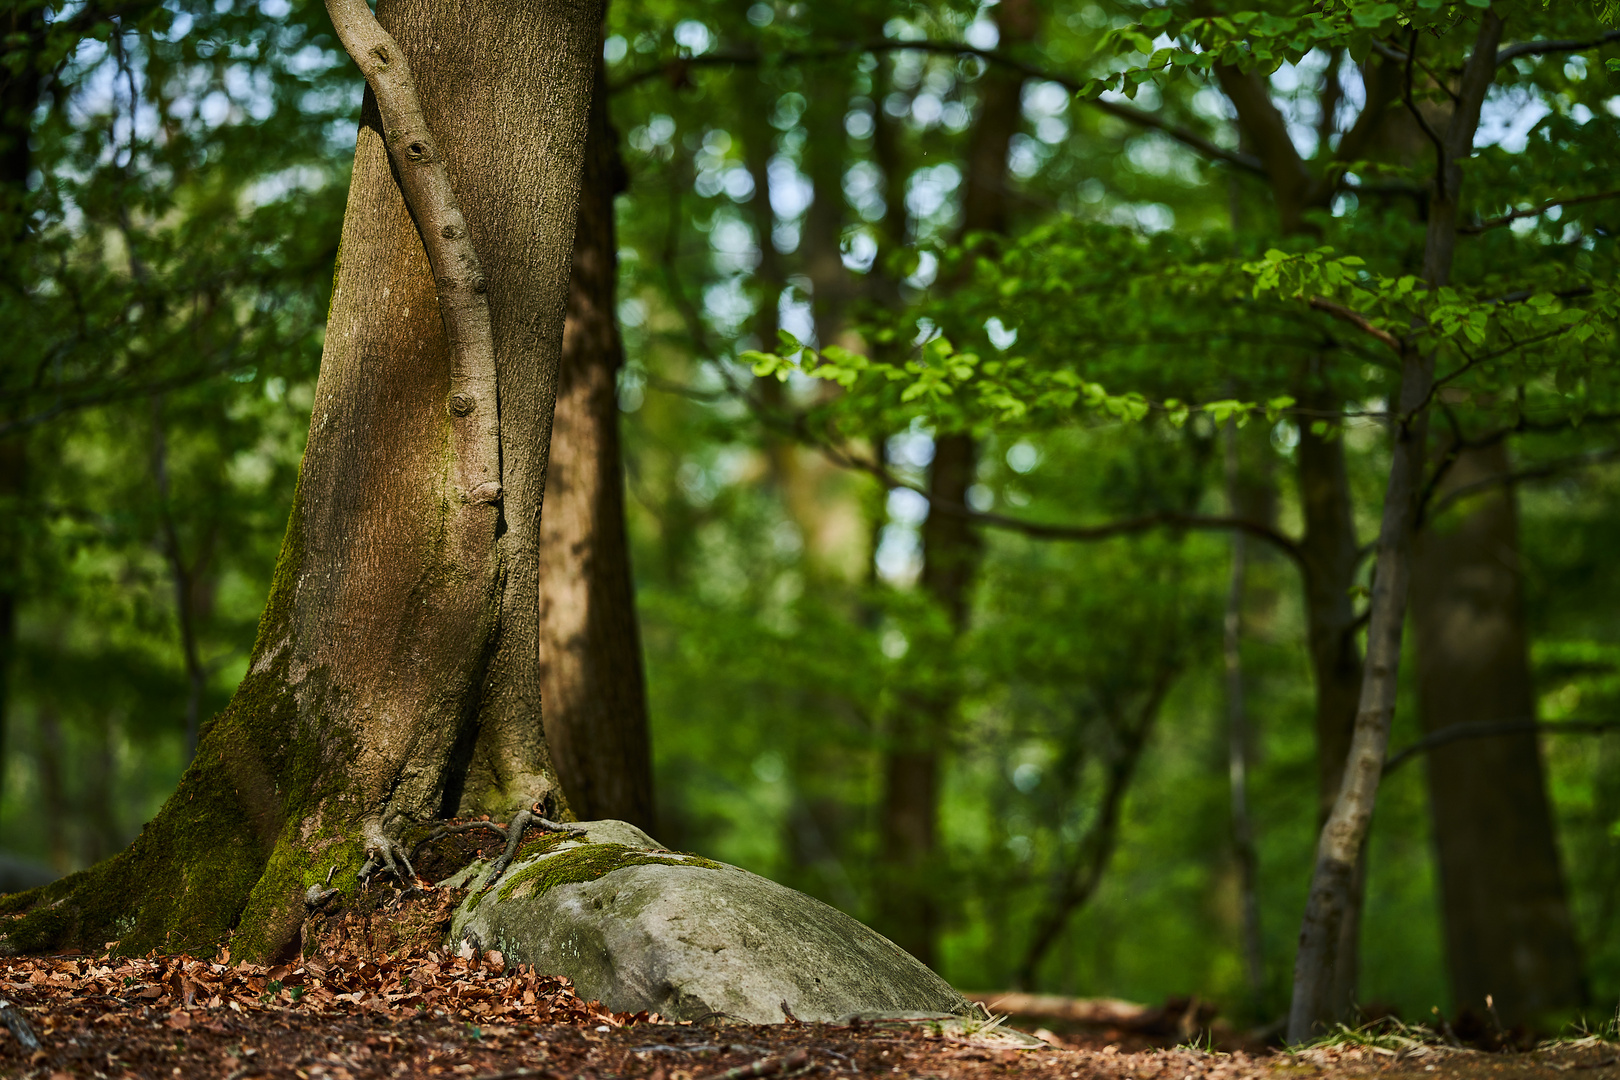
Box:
[0,0,602,962]
[537,52,655,831]
[1412,443,1585,1024]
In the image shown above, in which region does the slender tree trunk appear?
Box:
[0,438,19,818]
[1412,442,1585,1025]
[0,0,601,962]
[537,51,654,831]
[37,705,69,875]
[1014,669,1175,988]
[82,713,118,865]
[1294,373,1369,1012]
[1288,12,1502,1040]
[1222,423,1265,1003]
[150,400,213,763]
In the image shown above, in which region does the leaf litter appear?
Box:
[0,842,1613,1079]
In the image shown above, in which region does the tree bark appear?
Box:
[1288,11,1503,1041]
[537,51,655,831]
[877,431,979,967]
[0,0,601,963]
[875,0,1035,968]
[1294,373,1368,1013]
[1412,442,1586,1025]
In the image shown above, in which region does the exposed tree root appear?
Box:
[350,805,583,900]
[409,806,584,891]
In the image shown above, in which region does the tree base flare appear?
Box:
[444,820,976,1025]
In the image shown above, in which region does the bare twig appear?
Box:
[323,0,501,505]
[1402,28,1448,198]
[1497,30,1620,65]
[1383,720,1620,775]
[1461,188,1620,233]
[1430,446,1620,517]
[1370,38,1458,103]
[1307,297,1403,353]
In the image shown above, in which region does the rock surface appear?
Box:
[445,820,974,1025]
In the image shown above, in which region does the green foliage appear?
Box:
[7,0,1620,1031]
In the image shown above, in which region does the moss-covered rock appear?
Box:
[447,819,973,1025]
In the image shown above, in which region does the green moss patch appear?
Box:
[494,844,721,904]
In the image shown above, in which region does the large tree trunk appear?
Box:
[1412,442,1586,1025]
[537,52,655,831]
[0,0,601,963]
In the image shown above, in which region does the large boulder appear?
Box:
[444,820,974,1024]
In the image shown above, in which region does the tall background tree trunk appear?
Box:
[1412,442,1586,1025]
[0,0,601,964]
[1223,421,1265,1005]
[0,1,48,824]
[537,51,655,831]
[876,0,1034,967]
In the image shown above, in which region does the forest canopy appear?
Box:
[1,0,1618,1036]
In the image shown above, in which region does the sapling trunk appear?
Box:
[1286,11,1503,1041]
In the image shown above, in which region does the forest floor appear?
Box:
[2,832,1614,1079]
[2,937,1615,1080]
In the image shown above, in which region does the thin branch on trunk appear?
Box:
[1307,297,1403,353]
[324,0,501,505]
[1460,188,1620,233]
[821,440,1307,563]
[1383,719,1620,775]
[1496,30,1620,65]
[1429,446,1620,517]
